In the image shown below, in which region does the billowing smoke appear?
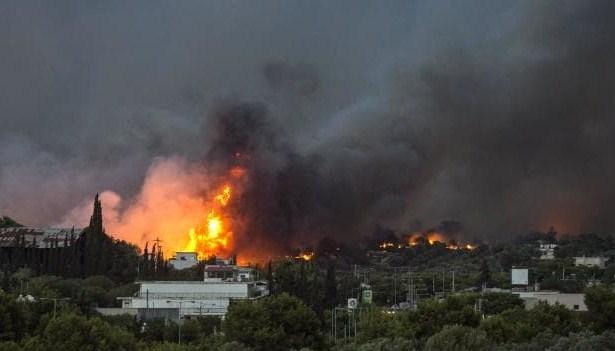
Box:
[2,0,615,252]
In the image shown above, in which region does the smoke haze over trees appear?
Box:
[1,0,615,248]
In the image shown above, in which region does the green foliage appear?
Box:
[0,216,23,228]
[273,260,325,311]
[216,341,253,351]
[411,294,480,339]
[480,301,581,345]
[478,259,491,287]
[356,309,413,342]
[548,330,615,351]
[424,325,489,351]
[0,291,27,341]
[527,302,581,336]
[144,342,196,351]
[223,293,323,351]
[0,341,22,351]
[556,233,615,258]
[584,285,615,331]
[339,337,416,351]
[22,313,137,351]
[480,314,520,345]
[495,244,538,271]
[481,293,524,315]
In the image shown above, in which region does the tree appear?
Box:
[22,313,137,351]
[527,302,580,337]
[549,330,615,351]
[478,259,491,288]
[411,295,480,339]
[0,291,27,341]
[339,337,416,351]
[0,341,21,351]
[425,325,489,351]
[323,261,337,309]
[480,314,520,345]
[273,260,324,310]
[482,293,524,315]
[0,216,23,228]
[356,308,413,342]
[584,285,615,332]
[223,293,323,351]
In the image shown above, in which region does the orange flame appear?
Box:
[405,231,476,251]
[298,252,314,261]
[183,184,234,259]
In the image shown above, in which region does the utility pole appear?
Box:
[442,270,445,295]
[167,299,184,345]
[393,268,397,305]
[40,297,70,319]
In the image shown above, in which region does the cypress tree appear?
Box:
[84,194,105,276]
[142,243,149,279]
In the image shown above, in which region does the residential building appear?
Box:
[169,252,198,270]
[538,243,557,260]
[574,256,609,268]
[515,291,587,311]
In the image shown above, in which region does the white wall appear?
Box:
[139,281,251,298]
[516,292,587,311]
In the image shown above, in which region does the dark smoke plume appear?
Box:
[1,1,615,248]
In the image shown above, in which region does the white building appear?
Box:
[515,291,587,311]
[538,243,557,260]
[115,261,267,320]
[169,252,198,270]
[574,256,609,268]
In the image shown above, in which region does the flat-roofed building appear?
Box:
[114,260,267,321]
[515,291,587,311]
[574,256,608,268]
[169,252,198,270]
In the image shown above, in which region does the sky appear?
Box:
[1,0,614,248]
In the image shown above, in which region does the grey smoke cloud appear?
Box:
[1,0,614,245]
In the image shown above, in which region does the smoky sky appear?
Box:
[1,0,614,243]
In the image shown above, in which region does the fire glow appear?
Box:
[378,232,477,251]
[184,184,234,259]
[182,164,247,260]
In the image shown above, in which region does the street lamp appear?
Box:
[166,299,196,345]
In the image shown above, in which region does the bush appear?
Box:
[425,325,489,351]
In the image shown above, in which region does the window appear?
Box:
[573,304,579,310]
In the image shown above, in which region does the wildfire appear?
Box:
[379,242,396,249]
[290,249,314,261]
[404,232,477,251]
[183,183,235,259]
[297,252,314,261]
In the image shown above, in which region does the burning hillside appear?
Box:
[377,231,477,252]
